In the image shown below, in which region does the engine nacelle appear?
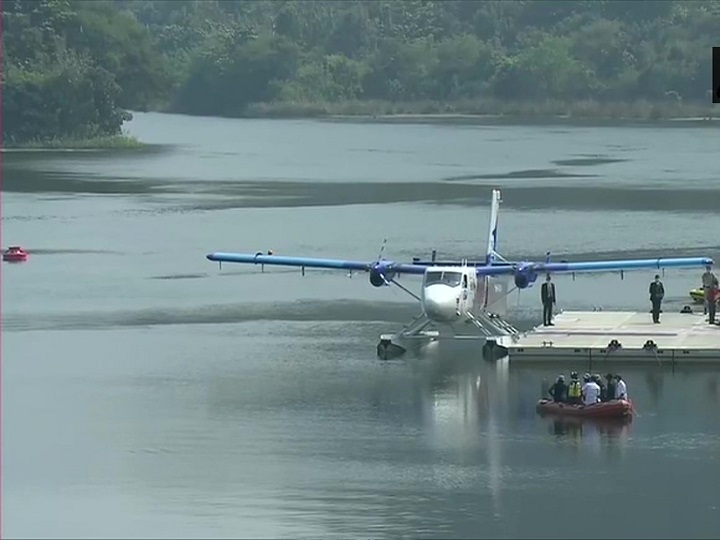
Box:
[514,264,539,289]
[369,262,395,287]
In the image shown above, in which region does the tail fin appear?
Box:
[482,189,502,310]
[485,189,501,265]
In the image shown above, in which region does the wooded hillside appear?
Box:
[4,0,718,144]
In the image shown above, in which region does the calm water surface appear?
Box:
[3,113,720,538]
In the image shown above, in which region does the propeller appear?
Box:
[349,238,389,280]
[377,238,387,262]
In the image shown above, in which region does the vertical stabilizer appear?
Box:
[482,189,502,310]
[485,189,501,265]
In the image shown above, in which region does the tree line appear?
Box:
[3,0,719,145]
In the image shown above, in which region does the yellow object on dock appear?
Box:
[689,288,705,304]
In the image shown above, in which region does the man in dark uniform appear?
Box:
[541,274,556,326]
[649,274,665,323]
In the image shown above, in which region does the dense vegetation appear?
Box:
[4,0,720,146]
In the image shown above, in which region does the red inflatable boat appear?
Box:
[536,398,634,419]
[3,246,29,262]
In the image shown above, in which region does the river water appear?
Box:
[2,112,720,538]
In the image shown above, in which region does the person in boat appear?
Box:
[615,374,628,400]
[567,371,582,405]
[593,373,606,400]
[581,373,601,406]
[701,265,718,324]
[604,373,617,401]
[548,374,568,403]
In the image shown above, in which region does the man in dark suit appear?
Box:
[541,274,556,326]
[649,274,665,323]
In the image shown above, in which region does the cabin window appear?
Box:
[425,271,443,285]
[424,270,462,287]
[443,272,462,287]
[462,275,468,288]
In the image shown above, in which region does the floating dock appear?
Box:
[495,310,720,364]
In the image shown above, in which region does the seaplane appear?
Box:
[206,189,714,360]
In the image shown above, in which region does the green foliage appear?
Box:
[172,31,301,116]
[125,0,715,117]
[5,0,720,144]
[64,0,171,109]
[3,51,131,144]
[2,0,167,145]
[278,54,368,102]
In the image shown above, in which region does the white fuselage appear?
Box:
[420,266,478,323]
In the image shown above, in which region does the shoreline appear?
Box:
[234,98,719,126]
[7,98,719,151]
[1,134,147,152]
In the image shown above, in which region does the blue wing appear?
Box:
[474,257,714,277]
[208,252,712,276]
[473,256,714,288]
[206,252,428,275]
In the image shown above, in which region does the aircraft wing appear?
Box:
[474,257,714,276]
[207,251,712,290]
[531,257,714,274]
[473,256,714,288]
[206,252,428,275]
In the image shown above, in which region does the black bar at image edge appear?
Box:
[713,47,720,103]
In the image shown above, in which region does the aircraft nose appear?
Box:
[423,285,457,321]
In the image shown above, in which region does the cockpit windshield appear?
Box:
[424,270,463,287]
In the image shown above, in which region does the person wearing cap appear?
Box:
[604,373,617,401]
[567,371,582,404]
[581,373,601,406]
[615,374,628,400]
[548,374,568,403]
[701,265,718,324]
[649,274,665,324]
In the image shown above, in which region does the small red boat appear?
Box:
[3,246,29,262]
[536,398,634,419]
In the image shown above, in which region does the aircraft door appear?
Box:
[467,273,477,311]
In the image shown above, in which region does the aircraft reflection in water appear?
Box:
[414,354,636,512]
[414,356,510,519]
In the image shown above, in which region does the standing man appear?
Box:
[649,274,664,324]
[541,274,556,326]
[702,265,718,325]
